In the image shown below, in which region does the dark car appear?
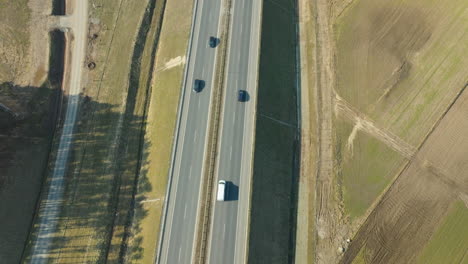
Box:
[193,79,205,93]
[238,90,247,102]
[209,36,218,48]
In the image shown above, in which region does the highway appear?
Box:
[28,1,88,262]
[207,0,262,262]
[156,0,223,263]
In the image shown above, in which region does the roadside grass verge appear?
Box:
[416,200,468,264]
[248,0,300,262]
[125,0,193,261]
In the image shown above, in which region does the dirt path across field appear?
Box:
[334,94,417,159]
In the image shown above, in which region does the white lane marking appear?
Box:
[198,98,201,109]
[184,204,188,219]
[202,66,205,76]
[233,111,236,124]
[230,146,233,160]
[222,223,226,240]
[178,248,182,263]
[189,165,193,180]
[194,130,198,143]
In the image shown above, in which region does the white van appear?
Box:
[217,180,227,201]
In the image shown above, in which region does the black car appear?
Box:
[238,90,247,102]
[209,36,218,48]
[193,79,205,93]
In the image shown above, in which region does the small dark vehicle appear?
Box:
[209,36,218,48]
[238,90,247,102]
[193,79,205,93]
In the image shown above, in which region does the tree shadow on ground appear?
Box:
[19,0,163,260]
[0,29,65,263]
[21,91,153,263]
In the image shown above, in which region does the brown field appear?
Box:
[299,0,468,262]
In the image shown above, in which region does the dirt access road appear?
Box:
[313,0,347,262]
[29,0,88,262]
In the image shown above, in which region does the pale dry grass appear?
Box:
[0,0,30,83]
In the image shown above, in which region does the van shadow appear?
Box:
[226,181,239,201]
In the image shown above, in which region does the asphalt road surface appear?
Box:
[28,1,88,263]
[156,0,223,263]
[207,0,262,263]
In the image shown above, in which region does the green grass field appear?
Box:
[334,117,405,220]
[416,200,468,264]
[352,247,370,264]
